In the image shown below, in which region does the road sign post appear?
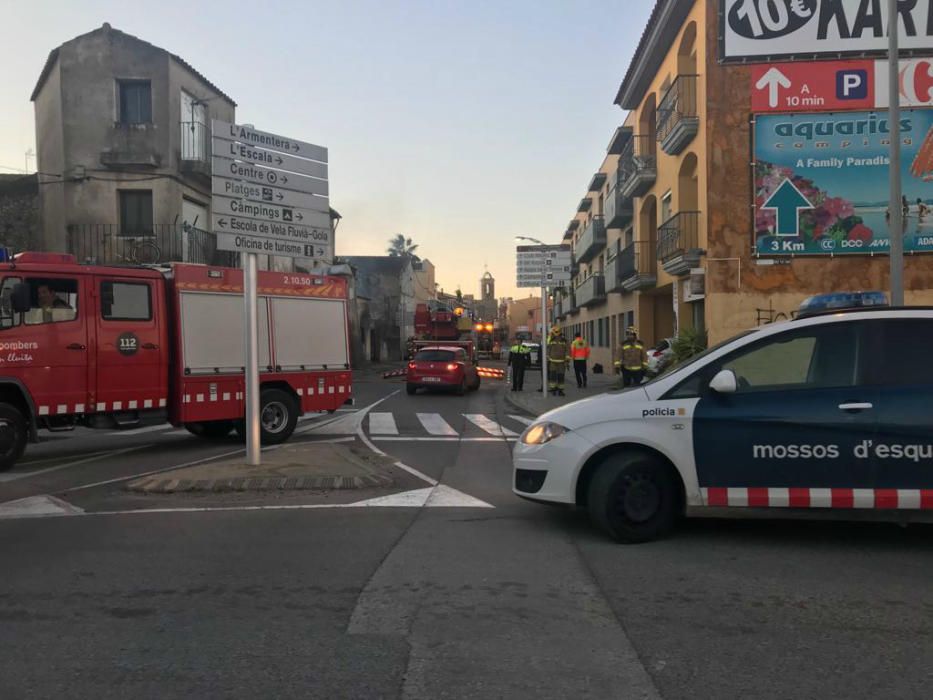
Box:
[211,120,330,466]
[541,285,548,396]
[888,0,904,306]
[244,252,261,466]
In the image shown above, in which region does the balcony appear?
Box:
[618,240,657,291]
[66,224,238,267]
[575,215,606,264]
[619,135,657,199]
[565,289,578,315]
[99,123,161,168]
[657,211,703,276]
[604,167,633,229]
[657,75,699,156]
[180,120,210,178]
[576,274,606,308]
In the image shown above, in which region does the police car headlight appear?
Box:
[521,422,568,445]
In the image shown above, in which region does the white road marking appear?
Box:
[372,436,516,443]
[0,445,152,483]
[0,495,85,519]
[390,461,438,486]
[300,392,397,435]
[416,413,458,436]
[463,414,518,437]
[368,412,399,435]
[108,424,180,436]
[508,414,534,426]
[425,484,494,508]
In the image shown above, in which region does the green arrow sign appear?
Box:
[762,178,813,236]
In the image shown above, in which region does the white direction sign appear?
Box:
[211,214,332,255]
[215,232,328,259]
[212,120,327,163]
[212,138,328,180]
[213,194,331,230]
[212,157,329,196]
[516,244,573,288]
[212,177,329,214]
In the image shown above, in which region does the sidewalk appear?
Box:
[503,369,619,417]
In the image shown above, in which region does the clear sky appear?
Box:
[0,0,654,299]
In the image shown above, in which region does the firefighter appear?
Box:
[508,339,530,391]
[547,326,569,396]
[618,326,647,387]
[570,332,591,389]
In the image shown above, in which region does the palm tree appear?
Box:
[387,234,419,260]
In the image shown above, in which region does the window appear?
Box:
[661,191,673,223]
[0,276,22,329]
[119,191,154,236]
[23,278,79,326]
[119,80,152,124]
[668,324,859,399]
[875,319,933,385]
[414,350,454,362]
[101,281,152,321]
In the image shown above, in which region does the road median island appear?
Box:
[125,442,397,494]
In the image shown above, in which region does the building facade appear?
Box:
[556,0,933,351]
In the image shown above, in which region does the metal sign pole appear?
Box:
[541,284,548,395]
[888,0,904,306]
[244,252,261,465]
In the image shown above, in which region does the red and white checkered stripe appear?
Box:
[39,398,167,416]
[702,487,933,510]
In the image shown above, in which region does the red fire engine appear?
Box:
[0,252,352,471]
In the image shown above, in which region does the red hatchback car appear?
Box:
[407,346,481,395]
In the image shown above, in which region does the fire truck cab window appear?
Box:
[23,279,78,326]
[0,277,22,329]
[101,281,152,321]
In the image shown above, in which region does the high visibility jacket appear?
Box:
[620,341,647,371]
[570,338,591,360]
[547,336,568,363]
[508,345,529,366]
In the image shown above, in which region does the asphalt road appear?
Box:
[1,368,932,698]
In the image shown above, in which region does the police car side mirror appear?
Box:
[10,282,30,313]
[709,369,737,395]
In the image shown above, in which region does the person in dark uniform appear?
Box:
[508,339,530,391]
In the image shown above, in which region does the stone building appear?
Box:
[0,175,39,251]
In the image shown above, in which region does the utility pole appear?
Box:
[888,0,903,305]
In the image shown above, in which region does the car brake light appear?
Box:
[446,363,457,371]
[408,362,416,369]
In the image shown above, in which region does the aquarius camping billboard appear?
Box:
[754,109,933,255]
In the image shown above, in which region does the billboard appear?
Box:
[754,109,933,256]
[721,0,933,62]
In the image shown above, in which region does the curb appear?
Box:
[502,386,545,417]
[126,472,393,494]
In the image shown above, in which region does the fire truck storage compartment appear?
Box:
[271,297,349,370]
[179,291,271,373]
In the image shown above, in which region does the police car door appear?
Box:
[864,317,933,503]
[690,321,878,506]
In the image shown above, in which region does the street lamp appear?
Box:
[515,236,551,396]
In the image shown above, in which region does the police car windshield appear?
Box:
[643,329,757,384]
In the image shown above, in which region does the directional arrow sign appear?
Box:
[755,67,791,109]
[212,120,327,163]
[761,179,812,236]
[212,176,329,214]
[215,232,327,260]
[212,157,329,197]
[212,138,328,180]
[212,214,333,258]
[213,194,331,230]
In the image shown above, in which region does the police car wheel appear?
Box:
[0,403,27,472]
[587,453,677,543]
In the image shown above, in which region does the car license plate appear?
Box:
[422,377,441,383]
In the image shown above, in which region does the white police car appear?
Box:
[513,293,933,542]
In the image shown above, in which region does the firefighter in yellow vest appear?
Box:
[617,326,647,387]
[547,326,569,396]
[570,332,591,389]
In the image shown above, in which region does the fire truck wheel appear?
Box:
[0,403,27,472]
[259,388,298,444]
[185,420,234,439]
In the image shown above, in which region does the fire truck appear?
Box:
[0,252,352,471]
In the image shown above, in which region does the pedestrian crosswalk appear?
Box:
[360,411,530,441]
